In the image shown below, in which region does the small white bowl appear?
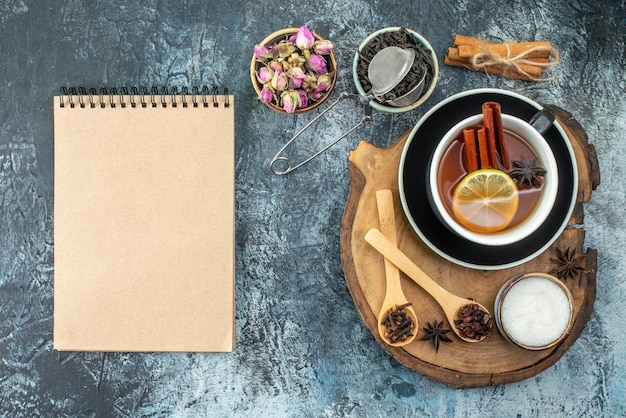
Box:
[352,27,438,114]
[429,114,558,246]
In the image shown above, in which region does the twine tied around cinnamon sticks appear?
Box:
[445,34,560,82]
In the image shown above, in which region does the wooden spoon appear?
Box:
[365,228,492,343]
[375,190,418,347]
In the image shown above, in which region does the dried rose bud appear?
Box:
[276,40,296,58]
[268,60,283,73]
[309,87,325,101]
[301,74,317,92]
[287,67,306,89]
[313,39,333,55]
[281,90,301,113]
[256,66,274,84]
[308,74,331,100]
[308,89,322,100]
[307,54,327,75]
[298,89,308,108]
[315,74,332,92]
[259,87,273,103]
[280,60,292,71]
[270,70,288,91]
[253,44,272,60]
[295,25,315,50]
[288,52,306,68]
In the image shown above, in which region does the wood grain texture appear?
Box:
[340,107,598,388]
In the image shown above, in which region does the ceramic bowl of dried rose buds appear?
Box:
[251,26,338,114]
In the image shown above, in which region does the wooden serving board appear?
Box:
[340,105,599,388]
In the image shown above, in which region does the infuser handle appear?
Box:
[269,92,372,175]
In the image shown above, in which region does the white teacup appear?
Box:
[429,114,558,246]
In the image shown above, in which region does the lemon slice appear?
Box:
[452,169,519,233]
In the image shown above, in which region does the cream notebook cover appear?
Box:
[53,87,235,352]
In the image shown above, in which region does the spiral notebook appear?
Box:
[53,86,235,352]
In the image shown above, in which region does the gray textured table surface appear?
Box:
[1,1,625,417]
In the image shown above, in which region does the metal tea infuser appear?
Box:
[269,46,427,175]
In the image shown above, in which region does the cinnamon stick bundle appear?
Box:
[445,34,559,81]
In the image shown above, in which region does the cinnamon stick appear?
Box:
[463,127,479,172]
[490,102,509,169]
[476,127,489,169]
[482,102,510,170]
[482,106,499,169]
[453,34,550,49]
[462,125,492,171]
[456,41,552,59]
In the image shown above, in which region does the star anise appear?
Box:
[508,155,547,188]
[420,320,453,352]
[551,247,586,281]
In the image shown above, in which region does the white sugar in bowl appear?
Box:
[495,273,574,350]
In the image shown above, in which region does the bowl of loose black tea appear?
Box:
[353,27,438,113]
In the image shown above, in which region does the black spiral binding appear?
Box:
[58,86,230,108]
